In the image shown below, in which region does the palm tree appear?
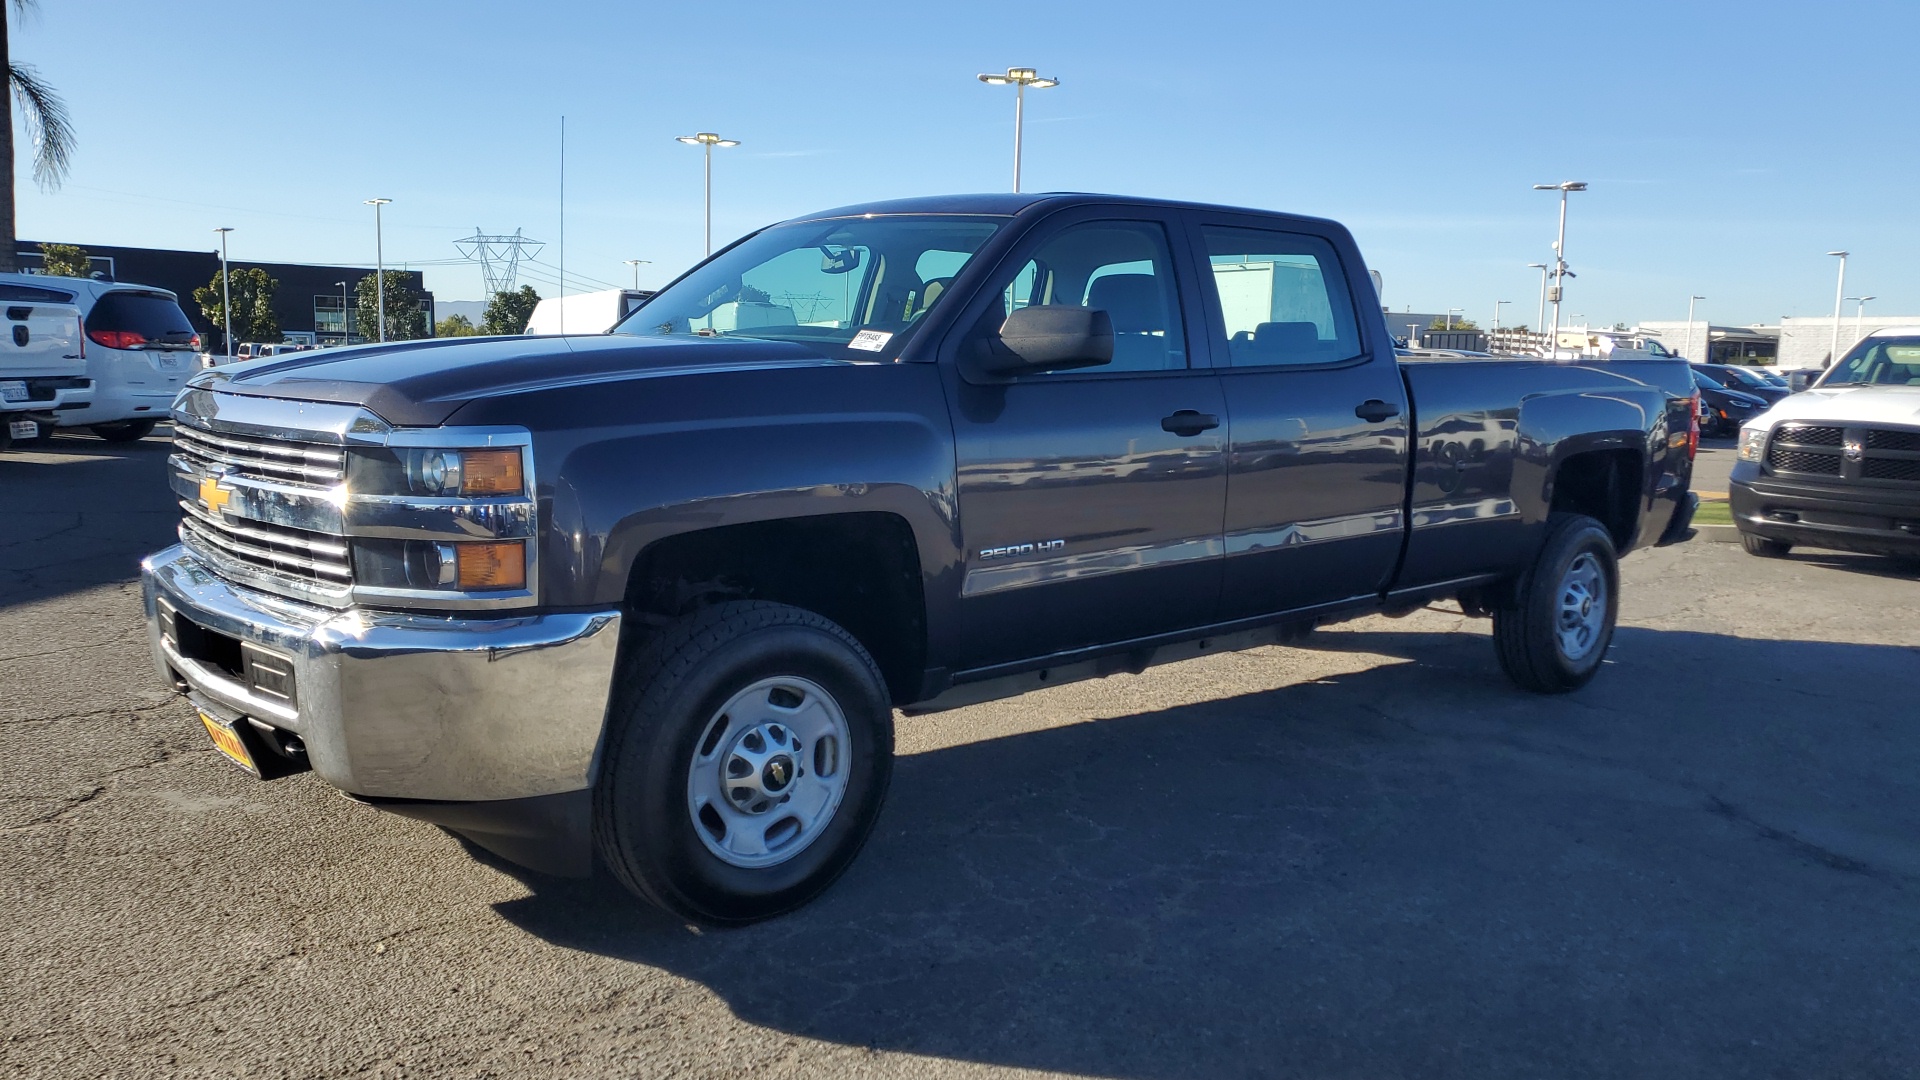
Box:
[1,0,75,273]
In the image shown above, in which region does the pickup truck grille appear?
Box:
[1765,423,1920,487]
[1766,446,1841,476]
[173,421,346,487]
[178,499,353,586]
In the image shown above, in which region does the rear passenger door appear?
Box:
[1184,214,1411,619]
[940,208,1228,671]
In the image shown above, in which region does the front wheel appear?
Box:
[594,601,894,925]
[90,419,158,443]
[1492,513,1620,694]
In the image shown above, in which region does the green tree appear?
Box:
[356,271,427,342]
[1,2,76,274]
[37,241,87,277]
[1429,316,1479,331]
[481,285,541,335]
[435,313,477,337]
[192,267,280,347]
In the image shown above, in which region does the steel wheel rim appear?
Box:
[686,675,852,870]
[1554,551,1607,662]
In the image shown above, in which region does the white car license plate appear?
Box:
[9,419,39,440]
[0,380,26,402]
[152,352,184,371]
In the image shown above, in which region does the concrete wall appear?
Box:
[1777,316,1920,369]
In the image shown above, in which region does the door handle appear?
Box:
[1161,410,1221,436]
[1354,399,1401,423]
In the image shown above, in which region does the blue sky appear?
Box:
[13,0,1918,327]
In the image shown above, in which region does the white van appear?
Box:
[0,273,202,442]
[523,288,653,335]
[0,284,89,450]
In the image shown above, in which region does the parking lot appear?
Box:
[3,430,1918,1079]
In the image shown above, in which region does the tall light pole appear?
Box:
[1533,181,1588,357]
[676,133,739,257]
[1848,294,1876,355]
[977,66,1058,193]
[335,281,348,345]
[365,199,392,342]
[1446,307,1463,330]
[1493,300,1510,337]
[1685,294,1705,362]
[213,227,234,358]
[1826,250,1848,367]
[1528,262,1550,351]
[624,259,652,290]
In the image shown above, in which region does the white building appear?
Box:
[1775,316,1920,370]
[1633,322,1780,365]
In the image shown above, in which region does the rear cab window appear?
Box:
[1197,226,1362,367]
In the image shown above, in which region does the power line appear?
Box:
[454,229,544,296]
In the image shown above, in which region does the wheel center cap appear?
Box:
[762,755,795,792]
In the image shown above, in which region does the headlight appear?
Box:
[1737,426,1768,461]
[347,447,525,497]
[351,538,528,591]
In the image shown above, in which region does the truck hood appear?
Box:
[188,334,845,426]
[1755,384,1920,429]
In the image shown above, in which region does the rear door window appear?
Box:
[1199,227,1362,367]
[85,291,198,349]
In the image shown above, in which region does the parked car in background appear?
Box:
[1693,369,1771,437]
[0,273,199,443]
[1692,363,1789,406]
[1731,327,1920,561]
[0,285,89,450]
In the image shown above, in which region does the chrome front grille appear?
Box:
[178,499,352,588]
[173,421,345,487]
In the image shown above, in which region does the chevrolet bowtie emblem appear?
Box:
[198,476,232,514]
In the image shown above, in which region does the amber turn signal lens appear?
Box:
[455,541,526,590]
[460,449,524,495]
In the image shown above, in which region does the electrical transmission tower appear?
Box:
[453,229,544,296]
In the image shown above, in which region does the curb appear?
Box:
[1694,523,1741,544]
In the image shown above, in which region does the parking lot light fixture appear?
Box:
[1528,263,1550,351]
[1533,181,1589,357]
[1849,294,1876,352]
[677,133,740,257]
[336,281,348,345]
[365,199,392,343]
[1446,307,1463,331]
[624,259,652,291]
[213,227,234,358]
[1827,250,1849,366]
[977,66,1058,193]
[1686,295,1705,362]
[1493,300,1510,336]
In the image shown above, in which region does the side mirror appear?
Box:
[976,305,1114,374]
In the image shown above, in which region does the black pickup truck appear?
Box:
[143,193,1698,924]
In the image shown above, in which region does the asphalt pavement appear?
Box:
[4,428,1919,1080]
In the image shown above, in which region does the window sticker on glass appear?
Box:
[848,329,893,352]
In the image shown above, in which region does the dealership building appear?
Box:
[16,241,435,350]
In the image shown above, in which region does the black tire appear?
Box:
[1492,513,1620,694]
[1740,533,1792,558]
[593,601,894,925]
[90,419,158,443]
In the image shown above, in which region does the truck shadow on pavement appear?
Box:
[491,626,1920,1079]
[0,431,179,611]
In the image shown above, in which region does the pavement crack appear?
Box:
[1705,794,1895,885]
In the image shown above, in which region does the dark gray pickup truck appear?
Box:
[143,193,1698,923]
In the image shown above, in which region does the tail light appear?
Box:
[1687,393,1700,460]
[189,333,201,349]
[87,328,148,350]
[76,314,85,359]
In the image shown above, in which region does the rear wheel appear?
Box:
[90,419,158,443]
[1492,513,1619,694]
[1740,533,1792,558]
[594,601,894,925]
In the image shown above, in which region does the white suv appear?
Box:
[0,272,201,442]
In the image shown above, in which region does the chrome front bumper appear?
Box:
[142,545,622,802]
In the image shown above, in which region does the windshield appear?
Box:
[1720,366,1770,389]
[612,215,1005,358]
[1821,337,1920,387]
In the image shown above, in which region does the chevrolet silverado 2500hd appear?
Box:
[142,194,1699,924]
